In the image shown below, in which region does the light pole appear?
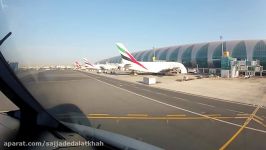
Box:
[220,35,223,57]
[153,46,155,62]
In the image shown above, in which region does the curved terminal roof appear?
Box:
[97,40,266,69]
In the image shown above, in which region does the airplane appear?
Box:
[73,61,85,70]
[0,32,162,150]
[74,61,81,69]
[83,58,101,70]
[83,58,121,71]
[116,43,187,74]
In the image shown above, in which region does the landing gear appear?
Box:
[130,70,138,75]
[164,68,181,76]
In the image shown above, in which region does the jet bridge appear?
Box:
[221,58,263,78]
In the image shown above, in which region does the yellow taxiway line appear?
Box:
[219,105,261,150]
[166,114,186,117]
[236,113,250,116]
[253,118,266,128]
[86,113,249,120]
[88,114,110,116]
[87,116,248,120]
[204,114,221,117]
[127,114,148,117]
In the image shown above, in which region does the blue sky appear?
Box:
[0,0,266,66]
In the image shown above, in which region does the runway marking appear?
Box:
[85,74,266,133]
[254,115,264,121]
[30,80,89,84]
[204,114,221,117]
[219,105,261,150]
[196,102,215,108]
[166,114,186,117]
[237,113,250,116]
[88,114,110,116]
[127,114,148,117]
[81,71,265,110]
[226,109,244,114]
[252,118,266,128]
[87,116,248,120]
[140,81,259,108]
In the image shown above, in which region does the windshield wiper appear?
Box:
[0,32,12,47]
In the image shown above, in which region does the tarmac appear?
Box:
[93,71,266,107]
[0,70,265,149]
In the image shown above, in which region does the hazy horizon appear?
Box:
[1,0,266,66]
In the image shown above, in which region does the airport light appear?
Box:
[220,35,223,57]
[153,46,156,62]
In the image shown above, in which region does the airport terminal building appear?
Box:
[97,40,266,70]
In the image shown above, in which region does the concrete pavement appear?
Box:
[13,70,266,149]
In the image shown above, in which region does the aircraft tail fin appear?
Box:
[116,43,147,70]
[74,61,82,69]
[83,58,94,67]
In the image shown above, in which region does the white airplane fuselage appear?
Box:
[122,59,187,74]
[116,43,187,74]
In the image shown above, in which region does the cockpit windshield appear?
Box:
[1,1,266,149]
